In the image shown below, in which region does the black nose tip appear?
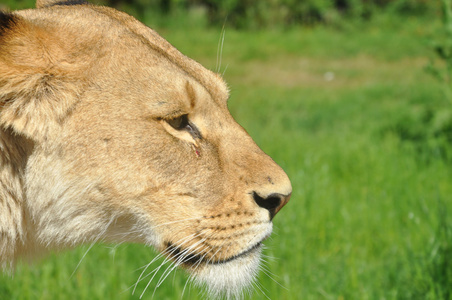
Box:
[253,192,290,220]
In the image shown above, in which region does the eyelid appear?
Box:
[162,110,186,120]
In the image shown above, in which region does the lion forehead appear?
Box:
[15,5,229,105]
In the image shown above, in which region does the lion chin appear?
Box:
[193,245,263,299]
[0,0,292,298]
[164,224,272,298]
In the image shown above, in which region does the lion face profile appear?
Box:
[0,0,292,297]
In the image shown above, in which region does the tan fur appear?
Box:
[0,0,291,295]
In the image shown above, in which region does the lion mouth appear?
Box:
[165,241,263,267]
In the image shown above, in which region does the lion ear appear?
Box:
[0,12,82,141]
[36,0,58,8]
[36,0,88,8]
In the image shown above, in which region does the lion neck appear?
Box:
[0,127,32,268]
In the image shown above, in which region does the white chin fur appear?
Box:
[191,245,262,300]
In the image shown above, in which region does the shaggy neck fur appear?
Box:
[0,127,31,268]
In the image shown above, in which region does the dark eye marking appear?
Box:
[166,114,202,139]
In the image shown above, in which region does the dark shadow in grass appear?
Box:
[383,107,452,163]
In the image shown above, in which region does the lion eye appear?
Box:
[167,114,189,130]
[165,114,202,139]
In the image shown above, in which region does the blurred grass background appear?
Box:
[1,0,452,299]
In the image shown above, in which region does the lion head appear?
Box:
[0,0,292,297]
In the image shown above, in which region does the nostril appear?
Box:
[253,192,286,220]
[253,192,281,210]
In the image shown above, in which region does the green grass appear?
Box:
[1,15,452,300]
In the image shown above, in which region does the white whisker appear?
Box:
[181,273,195,299]
[222,63,229,77]
[71,215,117,277]
[156,238,207,288]
[140,256,172,299]
[137,232,207,298]
[132,234,197,294]
[261,254,278,262]
[216,24,226,73]
[150,237,208,297]
[70,242,95,278]
[132,252,165,294]
[252,280,271,300]
[259,265,288,291]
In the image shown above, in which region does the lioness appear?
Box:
[0,0,292,297]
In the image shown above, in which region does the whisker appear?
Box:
[204,244,222,265]
[140,255,172,299]
[216,23,227,73]
[190,244,215,273]
[150,237,209,298]
[106,228,144,239]
[137,232,206,298]
[151,256,180,298]
[132,234,197,294]
[156,238,208,288]
[70,242,96,278]
[181,272,196,299]
[252,280,271,300]
[259,265,288,291]
[71,215,117,277]
[218,26,225,74]
[222,63,229,77]
[190,231,221,268]
[261,254,278,262]
[131,251,166,294]
[220,241,233,263]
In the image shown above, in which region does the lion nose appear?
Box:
[253,192,291,220]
